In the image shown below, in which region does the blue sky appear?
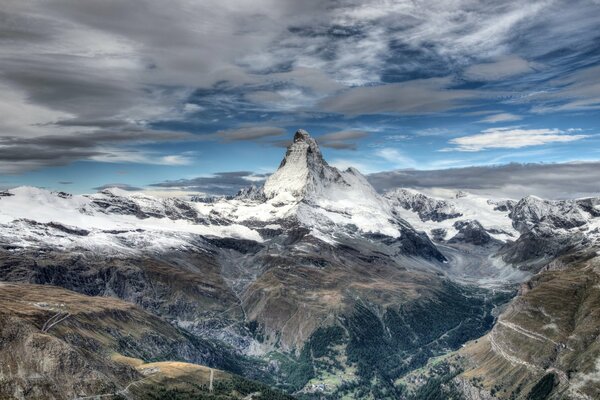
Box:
[1,0,600,196]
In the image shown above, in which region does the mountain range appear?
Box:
[0,130,598,400]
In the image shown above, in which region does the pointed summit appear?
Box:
[282,129,325,167]
[293,128,310,141]
[263,129,342,200]
[261,129,412,239]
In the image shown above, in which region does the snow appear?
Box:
[197,131,404,240]
[0,186,262,252]
[1,131,598,259]
[263,137,311,200]
[386,188,518,242]
[303,167,401,238]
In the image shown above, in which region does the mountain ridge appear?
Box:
[0,129,599,399]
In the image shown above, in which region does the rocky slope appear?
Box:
[498,196,600,271]
[456,248,600,400]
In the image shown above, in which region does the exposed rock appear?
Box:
[385,188,463,222]
[449,220,493,246]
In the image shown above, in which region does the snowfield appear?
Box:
[386,188,519,242]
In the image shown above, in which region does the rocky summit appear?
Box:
[0,130,599,399]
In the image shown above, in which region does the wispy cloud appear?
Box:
[528,65,600,113]
[445,127,589,152]
[479,113,523,123]
[375,148,417,168]
[464,56,537,81]
[320,77,479,116]
[90,151,195,166]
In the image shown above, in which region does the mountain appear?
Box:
[0,129,599,399]
[385,188,518,244]
[498,195,600,271]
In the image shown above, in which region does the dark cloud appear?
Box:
[216,126,286,142]
[0,128,192,149]
[51,118,129,128]
[150,171,269,195]
[463,56,536,82]
[93,183,143,192]
[267,130,370,150]
[368,162,600,199]
[0,128,195,173]
[320,78,480,116]
[1,56,144,119]
[316,130,370,150]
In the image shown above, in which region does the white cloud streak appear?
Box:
[479,113,523,123]
[446,127,589,152]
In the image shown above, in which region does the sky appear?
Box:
[1,0,600,198]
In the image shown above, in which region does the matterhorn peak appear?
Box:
[283,129,326,167]
[263,129,343,201]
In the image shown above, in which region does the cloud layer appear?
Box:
[1,0,599,190]
[368,162,600,199]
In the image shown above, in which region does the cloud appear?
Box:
[216,126,286,142]
[90,151,195,166]
[368,162,600,199]
[479,113,523,123]
[316,130,370,150]
[528,64,600,113]
[268,130,370,150]
[150,171,269,195]
[445,127,589,152]
[0,127,196,173]
[329,158,380,174]
[320,77,479,116]
[375,148,416,168]
[1,0,600,174]
[93,183,143,192]
[464,56,536,81]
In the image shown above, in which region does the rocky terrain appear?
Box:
[0,130,599,399]
[456,248,600,400]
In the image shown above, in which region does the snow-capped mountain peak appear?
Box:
[263,129,345,201]
[257,129,409,238]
